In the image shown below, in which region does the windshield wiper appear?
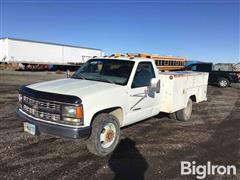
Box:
[92,75,116,84]
[71,74,86,80]
[100,77,116,84]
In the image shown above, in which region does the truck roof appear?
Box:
[94,56,154,62]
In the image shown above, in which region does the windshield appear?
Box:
[71,59,135,85]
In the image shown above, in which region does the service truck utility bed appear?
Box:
[158,71,208,113]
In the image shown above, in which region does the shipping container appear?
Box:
[234,63,240,71]
[213,63,235,71]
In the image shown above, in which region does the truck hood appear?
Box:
[27,78,121,98]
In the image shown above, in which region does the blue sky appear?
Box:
[0,0,239,63]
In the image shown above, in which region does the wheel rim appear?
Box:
[100,123,116,148]
[220,80,227,87]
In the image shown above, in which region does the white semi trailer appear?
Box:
[0,37,103,68]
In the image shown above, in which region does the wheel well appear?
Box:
[190,95,196,102]
[91,107,124,126]
[218,76,230,81]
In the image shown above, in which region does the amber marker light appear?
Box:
[76,105,83,119]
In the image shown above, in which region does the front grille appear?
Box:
[21,95,61,122]
[23,96,61,112]
[23,105,61,121]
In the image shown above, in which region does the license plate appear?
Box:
[23,122,36,135]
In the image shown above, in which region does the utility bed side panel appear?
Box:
[159,71,208,113]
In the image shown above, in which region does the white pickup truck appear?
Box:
[16,57,209,156]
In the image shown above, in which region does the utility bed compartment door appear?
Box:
[158,71,208,113]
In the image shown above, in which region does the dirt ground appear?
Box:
[0,70,239,180]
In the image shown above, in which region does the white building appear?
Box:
[0,37,103,65]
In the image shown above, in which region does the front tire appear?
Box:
[217,78,229,88]
[86,113,120,156]
[169,112,177,120]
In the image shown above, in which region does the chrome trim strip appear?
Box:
[19,109,84,128]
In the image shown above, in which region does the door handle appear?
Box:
[130,92,146,97]
[130,89,148,97]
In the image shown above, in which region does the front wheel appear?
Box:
[86,113,120,156]
[217,78,230,88]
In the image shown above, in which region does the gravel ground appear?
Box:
[0,70,239,180]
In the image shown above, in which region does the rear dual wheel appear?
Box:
[169,98,192,121]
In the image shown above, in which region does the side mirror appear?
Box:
[149,78,160,93]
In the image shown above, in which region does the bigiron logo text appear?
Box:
[181,161,236,179]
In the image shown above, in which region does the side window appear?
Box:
[131,62,155,88]
[198,64,211,72]
[191,65,197,71]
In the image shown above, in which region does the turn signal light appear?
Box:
[76,105,83,119]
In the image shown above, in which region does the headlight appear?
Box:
[62,105,83,123]
[62,106,77,117]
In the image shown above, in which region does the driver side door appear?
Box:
[125,62,158,125]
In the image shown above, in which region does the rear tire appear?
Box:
[86,113,120,156]
[217,78,229,88]
[176,98,192,121]
[169,112,177,120]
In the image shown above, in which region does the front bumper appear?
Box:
[16,108,91,139]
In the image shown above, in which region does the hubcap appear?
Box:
[220,80,227,87]
[100,123,116,148]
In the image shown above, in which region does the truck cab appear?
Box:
[16,57,209,156]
